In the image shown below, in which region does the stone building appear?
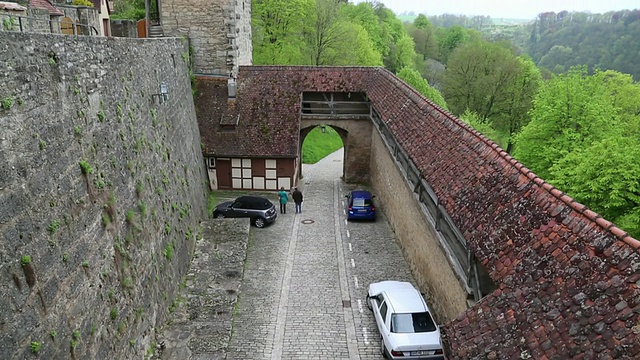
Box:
[159,0,252,77]
[0,0,110,36]
[90,0,111,36]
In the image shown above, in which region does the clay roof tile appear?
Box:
[28,0,63,16]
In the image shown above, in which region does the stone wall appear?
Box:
[0,5,98,36]
[0,8,57,34]
[161,0,253,76]
[111,19,138,38]
[369,129,468,321]
[56,4,100,36]
[0,32,208,359]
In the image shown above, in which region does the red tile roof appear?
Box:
[0,1,27,11]
[195,66,640,358]
[28,0,63,16]
[196,67,370,157]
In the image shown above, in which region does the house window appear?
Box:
[265,159,278,190]
[231,158,254,189]
[208,158,216,169]
[266,159,276,169]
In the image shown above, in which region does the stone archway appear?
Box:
[299,119,373,184]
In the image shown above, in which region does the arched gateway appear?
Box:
[299,91,373,184]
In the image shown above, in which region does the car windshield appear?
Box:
[353,198,372,207]
[390,312,437,333]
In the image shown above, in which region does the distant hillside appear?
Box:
[397,13,531,26]
[400,9,640,80]
[492,18,533,25]
[527,10,640,80]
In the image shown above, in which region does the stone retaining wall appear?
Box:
[0,32,208,359]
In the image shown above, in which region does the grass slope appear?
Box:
[302,126,343,164]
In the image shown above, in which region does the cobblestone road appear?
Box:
[226,149,417,360]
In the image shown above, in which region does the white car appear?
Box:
[367,281,445,359]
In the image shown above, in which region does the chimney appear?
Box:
[228,77,237,98]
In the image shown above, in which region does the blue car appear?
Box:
[346,190,376,220]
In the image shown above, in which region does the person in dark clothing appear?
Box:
[292,187,303,214]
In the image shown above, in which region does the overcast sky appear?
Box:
[351,0,640,19]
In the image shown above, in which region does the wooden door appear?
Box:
[136,19,146,38]
[61,17,74,35]
[102,19,110,36]
[216,160,232,189]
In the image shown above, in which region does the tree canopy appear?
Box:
[396,67,448,109]
[443,40,540,151]
[513,67,640,238]
[528,10,640,80]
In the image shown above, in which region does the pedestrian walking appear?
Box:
[292,187,303,214]
[277,186,289,214]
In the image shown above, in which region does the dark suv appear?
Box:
[213,195,277,228]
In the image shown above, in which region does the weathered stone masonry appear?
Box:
[161,0,253,76]
[0,32,208,359]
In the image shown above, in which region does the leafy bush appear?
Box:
[79,160,93,175]
[72,0,94,6]
[164,244,173,260]
[111,0,146,20]
[30,341,41,354]
[20,255,31,266]
[48,219,61,234]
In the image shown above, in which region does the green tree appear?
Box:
[538,45,573,73]
[330,22,383,66]
[342,2,388,57]
[513,67,620,180]
[110,0,145,20]
[527,10,640,80]
[443,41,540,152]
[548,137,640,239]
[407,15,439,61]
[252,0,313,64]
[459,110,507,148]
[599,70,640,118]
[436,26,469,62]
[305,0,346,65]
[414,14,430,29]
[373,3,412,70]
[396,67,447,109]
[373,3,405,44]
[491,56,542,152]
[385,34,417,73]
[251,0,416,70]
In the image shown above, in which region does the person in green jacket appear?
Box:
[277,187,289,214]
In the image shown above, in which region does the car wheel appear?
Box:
[253,217,266,228]
[214,212,225,219]
[366,297,372,311]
